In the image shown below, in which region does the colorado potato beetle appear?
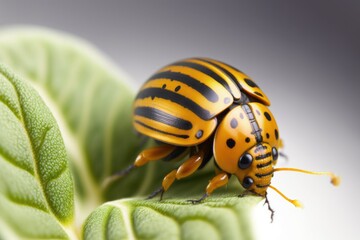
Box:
[112,57,339,220]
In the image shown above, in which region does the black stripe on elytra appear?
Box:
[215,59,244,74]
[148,71,219,102]
[134,106,193,130]
[255,170,274,178]
[136,88,213,120]
[197,58,245,92]
[135,120,189,139]
[244,78,259,88]
[171,61,233,95]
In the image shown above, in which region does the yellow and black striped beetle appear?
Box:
[114,57,339,220]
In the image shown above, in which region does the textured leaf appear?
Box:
[83,196,257,240]
[0,27,231,213]
[0,64,74,239]
[0,27,259,239]
[0,27,145,222]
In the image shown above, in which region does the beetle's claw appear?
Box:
[279,152,288,161]
[115,164,136,177]
[146,187,164,200]
[238,193,246,198]
[238,190,251,198]
[187,193,208,204]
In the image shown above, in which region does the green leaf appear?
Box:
[0,27,260,240]
[0,64,74,239]
[0,27,145,222]
[0,27,219,215]
[83,196,258,240]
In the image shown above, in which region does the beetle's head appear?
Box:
[234,142,340,211]
[213,105,340,213]
[235,143,277,196]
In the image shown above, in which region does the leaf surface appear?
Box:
[83,196,257,240]
[0,64,74,239]
[0,27,260,240]
[0,28,144,223]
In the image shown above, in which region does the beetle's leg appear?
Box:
[277,138,288,161]
[102,145,177,189]
[147,149,205,200]
[278,138,284,149]
[188,172,229,204]
[146,186,165,200]
[129,145,177,174]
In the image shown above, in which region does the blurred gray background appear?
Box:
[1,1,359,239]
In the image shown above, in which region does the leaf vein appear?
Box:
[0,68,58,219]
[0,147,34,176]
[35,126,52,152]
[49,164,68,184]
[104,206,114,240]
[103,93,123,178]
[6,194,49,213]
[0,96,21,120]
[106,202,137,240]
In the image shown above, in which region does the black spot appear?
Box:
[175,85,181,92]
[224,97,231,104]
[151,95,155,100]
[230,118,238,128]
[240,113,244,119]
[254,91,263,97]
[275,129,279,140]
[244,78,258,88]
[264,112,272,121]
[256,110,261,116]
[245,137,250,143]
[266,133,270,139]
[226,138,236,148]
[149,71,219,102]
[196,130,203,139]
[162,84,166,89]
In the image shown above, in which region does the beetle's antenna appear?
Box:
[274,168,340,186]
[268,185,303,208]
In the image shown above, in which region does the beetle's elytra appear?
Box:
[113,57,339,220]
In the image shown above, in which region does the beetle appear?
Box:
[114,57,339,220]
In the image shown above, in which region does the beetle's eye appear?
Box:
[238,153,253,169]
[272,147,278,161]
[242,177,254,189]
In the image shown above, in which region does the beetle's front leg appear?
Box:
[278,138,288,161]
[102,144,177,188]
[188,172,229,204]
[121,144,177,175]
[147,148,205,200]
